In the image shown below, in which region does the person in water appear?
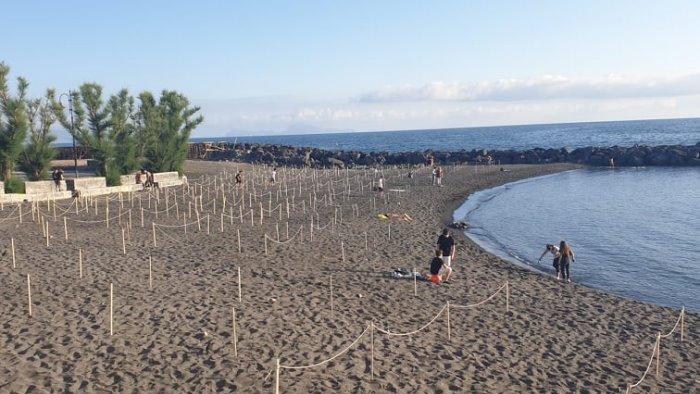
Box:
[538,244,561,278]
[558,240,576,282]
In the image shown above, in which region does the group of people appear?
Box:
[136,169,155,188]
[538,241,576,282]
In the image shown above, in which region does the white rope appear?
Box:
[0,205,20,223]
[450,283,508,309]
[659,308,684,338]
[153,215,206,229]
[280,324,369,370]
[65,209,133,224]
[264,226,303,244]
[374,304,447,337]
[627,337,659,390]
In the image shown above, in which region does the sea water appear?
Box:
[454,167,700,312]
[192,117,700,152]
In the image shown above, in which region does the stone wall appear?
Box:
[55,142,700,169]
[183,142,700,168]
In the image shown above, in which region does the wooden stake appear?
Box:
[232,306,238,358]
[446,302,451,340]
[121,228,126,255]
[79,248,83,278]
[370,322,374,381]
[45,221,50,247]
[149,255,153,290]
[330,275,334,312]
[110,282,114,336]
[237,267,242,302]
[275,358,280,394]
[152,222,157,247]
[26,273,32,316]
[414,266,417,296]
[11,238,16,268]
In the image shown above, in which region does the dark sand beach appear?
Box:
[0,161,697,393]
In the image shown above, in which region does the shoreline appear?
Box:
[0,160,696,392]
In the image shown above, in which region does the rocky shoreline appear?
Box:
[54,142,700,168]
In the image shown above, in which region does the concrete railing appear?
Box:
[1,172,183,203]
[24,180,66,195]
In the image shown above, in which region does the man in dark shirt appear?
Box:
[436,228,455,268]
[430,250,452,283]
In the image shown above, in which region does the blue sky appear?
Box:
[3,1,700,141]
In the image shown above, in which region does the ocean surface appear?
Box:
[193,117,700,152]
[453,167,700,313]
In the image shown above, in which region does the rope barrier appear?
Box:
[625,306,687,392]
[450,282,509,309]
[626,335,659,393]
[264,226,303,244]
[374,304,447,337]
[64,209,133,224]
[279,324,369,370]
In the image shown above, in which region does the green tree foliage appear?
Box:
[21,91,58,180]
[109,89,139,176]
[0,62,29,182]
[137,90,203,173]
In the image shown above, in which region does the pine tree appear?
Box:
[137,90,203,173]
[0,62,29,183]
[21,92,58,180]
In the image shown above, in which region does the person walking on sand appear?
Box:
[558,240,575,282]
[436,228,455,268]
[270,167,277,184]
[436,166,444,187]
[538,244,561,279]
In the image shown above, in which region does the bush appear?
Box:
[4,178,25,193]
[105,167,122,187]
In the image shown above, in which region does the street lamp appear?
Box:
[59,91,78,178]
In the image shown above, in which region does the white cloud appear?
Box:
[357,73,700,103]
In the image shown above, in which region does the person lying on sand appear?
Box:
[377,213,413,222]
[450,221,469,230]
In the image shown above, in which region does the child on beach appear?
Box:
[430,249,452,284]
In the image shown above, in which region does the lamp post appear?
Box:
[59,91,78,177]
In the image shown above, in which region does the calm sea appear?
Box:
[193,117,700,152]
[454,167,700,312]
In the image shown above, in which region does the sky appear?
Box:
[3,0,700,142]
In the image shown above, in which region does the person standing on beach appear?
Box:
[271,167,277,184]
[52,168,64,191]
[436,228,455,268]
[538,244,561,279]
[436,166,444,187]
[235,170,243,186]
[558,240,575,282]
